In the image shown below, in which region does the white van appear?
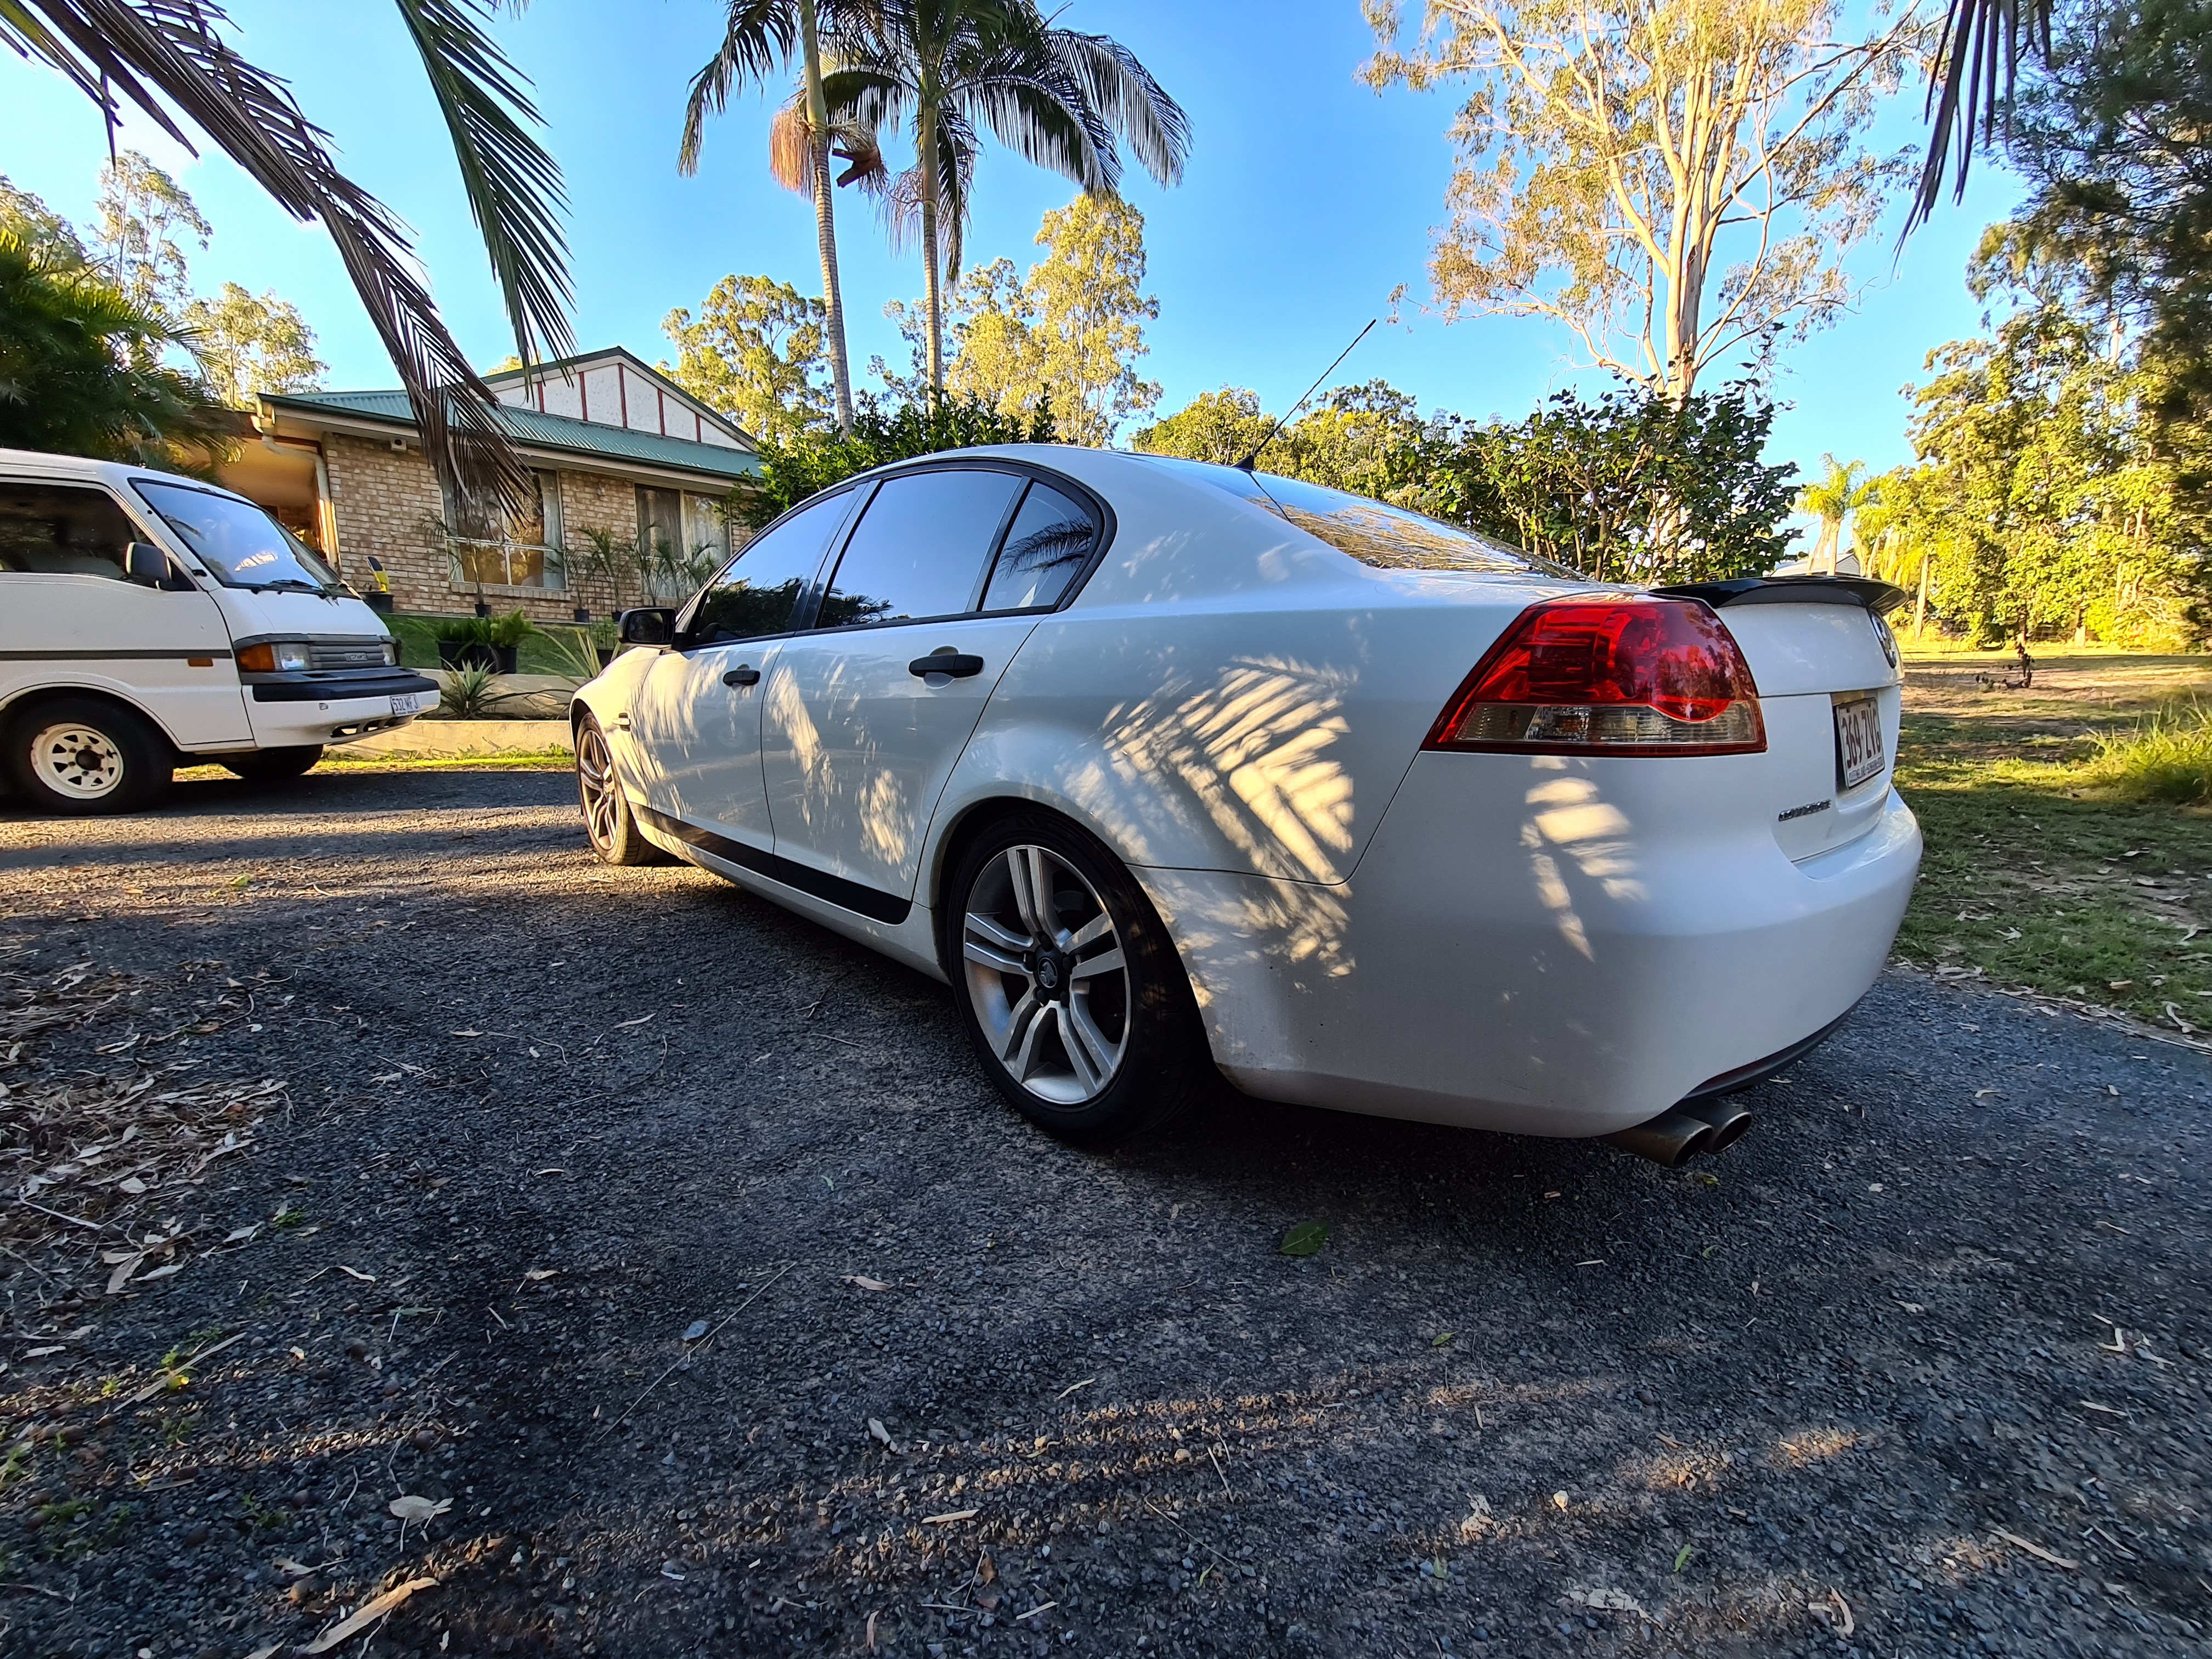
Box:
[0,448,439,814]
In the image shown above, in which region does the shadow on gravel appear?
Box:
[1,781,2206,1659]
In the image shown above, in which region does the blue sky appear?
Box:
[0,0,2022,484]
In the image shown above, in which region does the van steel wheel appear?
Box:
[946,812,1209,1143]
[574,713,670,865]
[10,697,171,815]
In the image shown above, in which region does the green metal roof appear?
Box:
[264,388,762,484]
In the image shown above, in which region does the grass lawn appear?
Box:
[1893,648,2212,1036]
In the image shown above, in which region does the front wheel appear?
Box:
[8,697,172,815]
[223,745,323,782]
[946,812,1210,1144]
[575,713,670,866]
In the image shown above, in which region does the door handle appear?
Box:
[723,665,760,687]
[909,653,985,680]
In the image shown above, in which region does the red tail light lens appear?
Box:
[1425,597,1765,755]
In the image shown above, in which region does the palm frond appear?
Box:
[680,0,798,174]
[9,0,551,510]
[1047,30,1188,188]
[1912,0,2052,227]
[394,0,573,371]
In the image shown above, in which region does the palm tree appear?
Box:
[682,0,878,434]
[820,0,1189,396]
[1,1,572,512]
[1797,456,1881,575]
[0,228,232,465]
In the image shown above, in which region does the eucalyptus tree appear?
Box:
[0,0,573,510]
[821,0,1188,395]
[682,0,880,432]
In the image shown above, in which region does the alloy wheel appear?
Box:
[577,723,620,851]
[32,722,125,802]
[960,844,1132,1105]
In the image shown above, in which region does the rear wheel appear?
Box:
[946,812,1209,1144]
[575,713,670,866]
[222,745,323,782]
[9,697,172,815]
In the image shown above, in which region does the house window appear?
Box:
[637,485,727,600]
[444,469,565,591]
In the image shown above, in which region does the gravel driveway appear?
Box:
[1,766,2206,1659]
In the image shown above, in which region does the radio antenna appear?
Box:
[1234,318,1376,472]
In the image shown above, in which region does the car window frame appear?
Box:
[671,483,863,650]
[126,475,342,592]
[791,456,1116,639]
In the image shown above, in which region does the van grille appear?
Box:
[309,640,388,671]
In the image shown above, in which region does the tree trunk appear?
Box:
[920,104,944,397]
[1914,553,1930,639]
[797,0,851,433]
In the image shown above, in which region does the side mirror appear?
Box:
[125,541,169,584]
[618,607,677,647]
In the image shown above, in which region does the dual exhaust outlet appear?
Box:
[1602,1098,1755,1167]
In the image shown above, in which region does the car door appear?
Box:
[0,477,250,747]
[626,487,860,847]
[760,466,1102,906]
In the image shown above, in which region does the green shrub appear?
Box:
[432,610,537,648]
[2077,704,2212,804]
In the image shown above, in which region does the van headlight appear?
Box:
[381,639,399,666]
[236,640,313,673]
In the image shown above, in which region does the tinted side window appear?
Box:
[687,489,853,645]
[980,481,1097,611]
[0,482,136,578]
[816,469,1023,629]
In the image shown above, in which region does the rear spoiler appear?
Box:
[1651,575,1910,617]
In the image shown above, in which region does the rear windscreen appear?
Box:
[1143,455,1553,574]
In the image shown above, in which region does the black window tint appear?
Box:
[980,481,1096,611]
[0,482,136,578]
[687,489,852,645]
[816,469,1023,629]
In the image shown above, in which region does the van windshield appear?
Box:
[133,481,342,594]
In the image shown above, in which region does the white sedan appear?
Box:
[572,447,1920,1162]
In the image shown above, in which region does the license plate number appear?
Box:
[390,692,424,716]
[1834,696,1884,789]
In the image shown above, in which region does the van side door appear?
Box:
[0,478,250,748]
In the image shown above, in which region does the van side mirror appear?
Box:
[125,541,168,584]
[618,607,676,647]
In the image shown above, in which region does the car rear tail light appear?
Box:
[1424,596,1765,755]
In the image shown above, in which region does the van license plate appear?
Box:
[1834,696,1884,789]
[390,692,424,716]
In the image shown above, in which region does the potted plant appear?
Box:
[434,610,535,674]
[363,555,396,614]
[574,527,633,617]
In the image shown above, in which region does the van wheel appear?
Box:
[9,697,172,815]
[575,714,670,865]
[945,811,1210,1145]
[223,745,324,782]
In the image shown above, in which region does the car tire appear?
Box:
[222,744,324,782]
[9,696,173,815]
[945,811,1210,1144]
[575,712,672,866]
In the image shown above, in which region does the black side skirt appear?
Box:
[632,803,912,926]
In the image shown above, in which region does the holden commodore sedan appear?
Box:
[572,447,1919,1161]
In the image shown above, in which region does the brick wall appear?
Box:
[319,437,746,622]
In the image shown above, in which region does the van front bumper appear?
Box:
[242,671,441,746]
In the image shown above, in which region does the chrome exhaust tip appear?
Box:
[1679,1098,1756,1153]
[1601,1108,1717,1168]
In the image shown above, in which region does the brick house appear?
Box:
[219,348,761,623]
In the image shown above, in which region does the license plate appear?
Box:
[1833,696,1884,790]
[390,692,424,716]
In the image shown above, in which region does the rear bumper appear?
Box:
[242,673,441,748]
[1138,753,1921,1138]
